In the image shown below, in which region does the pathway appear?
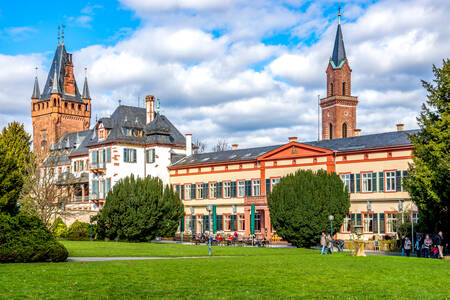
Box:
[67,256,231,262]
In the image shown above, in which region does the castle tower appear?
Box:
[31,41,91,153]
[320,15,358,140]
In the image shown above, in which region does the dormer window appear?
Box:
[98,123,107,140]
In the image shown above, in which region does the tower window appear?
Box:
[71,103,74,109]
[65,102,68,108]
[342,123,347,138]
[329,123,333,139]
[330,83,334,95]
[53,99,56,106]
[342,82,346,95]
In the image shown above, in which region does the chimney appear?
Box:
[396,123,404,132]
[186,134,192,156]
[232,144,239,150]
[354,129,361,136]
[288,137,298,143]
[145,95,155,124]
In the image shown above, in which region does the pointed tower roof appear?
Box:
[50,66,60,94]
[82,76,91,99]
[40,43,84,103]
[31,76,40,99]
[331,24,347,68]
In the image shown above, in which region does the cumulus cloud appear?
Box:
[1,0,449,150]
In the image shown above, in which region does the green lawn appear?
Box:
[1,242,449,299]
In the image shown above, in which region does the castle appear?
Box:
[32,21,417,240]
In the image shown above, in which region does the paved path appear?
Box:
[67,256,231,262]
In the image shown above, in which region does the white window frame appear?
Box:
[341,174,351,191]
[224,215,232,231]
[385,171,396,192]
[209,183,217,199]
[342,214,351,232]
[252,179,261,196]
[185,184,192,200]
[238,214,245,231]
[363,213,374,233]
[271,178,280,187]
[362,173,372,192]
[386,213,397,233]
[197,184,204,199]
[238,181,245,197]
[224,182,231,198]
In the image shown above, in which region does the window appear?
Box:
[197,184,204,199]
[202,215,210,233]
[225,215,232,231]
[209,183,217,199]
[385,171,396,191]
[186,215,196,233]
[411,212,419,224]
[362,173,373,192]
[124,128,132,136]
[238,181,245,197]
[342,82,346,95]
[363,213,374,233]
[342,214,351,232]
[99,180,104,198]
[252,180,260,196]
[216,215,223,231]
[238,215,245,231]
[330,82,334,95]
[124,148,137,163]
[73,161,77,172]
[271,178,280,187]
[386,213,397,233]
[146,149,155,163]
[341,174,351,192]
[224,182,231,198]
[342,123,347,138]
[185,184,192,200]
[329,123,333,139]
[106,148,111,162]
[254,212,262,232]
[106,179,111,194]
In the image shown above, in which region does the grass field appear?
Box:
[1,242,449,299]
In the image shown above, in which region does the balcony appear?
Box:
[244,195,267,206]
[90,162,106,175]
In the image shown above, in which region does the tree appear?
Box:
[0,121,33,172]
[194,139,206,153]
[404,59,450,236]
[212,139,231,152]
[96,175,184,242]
[267,169,350,247]
[0,143,23,215]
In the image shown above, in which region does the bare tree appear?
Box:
[194,138,207,153]
[212,139,231,152]
[20,150,74,226]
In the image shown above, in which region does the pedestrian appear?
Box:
[415,238,421,257]
[431,245,439,259]
[326,233,333,254]
[436,231,446,259]
[337,239,344,252]
[320,232,327,255]
[404,237,412,257]
[400,235,405,256]
[422,234,432,258]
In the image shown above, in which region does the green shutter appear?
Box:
[133,149,137,163]
[356,173,361,193]
[356,213,362,226]
[266,179,271,195]
[379,213,385,233]
[180,217,185,232]
[204,183,209,199]
[350,174,355,193]
[402,170,408,191]
[107,148,111,162]
[372,172,377,192]
[123,149,128,162]
[217,215,223,231]
[395,171,401,191]
[373,213,379,234]
[192,184,196,199]
[231,182,237,198]
[152,149,155,163]
[106,179,111,193]
[378,172,384,192]
[245,180,252,196]
[250,204,255,235]
[180,185,184,200]
[213,205,217,233]
[217,182,222,198]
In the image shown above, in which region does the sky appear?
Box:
[1,0,449,150]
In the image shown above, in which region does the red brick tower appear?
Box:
[320,18,358,140]
[31,41,91,153]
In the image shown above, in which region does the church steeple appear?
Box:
[331,24,346,68]
[31,75,40,99]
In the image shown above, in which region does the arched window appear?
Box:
[342,82,346,95]
[342,123,347,138]
[53,99,56,106]
[330,82,334,95]
[329,123,333,139]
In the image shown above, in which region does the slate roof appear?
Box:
[85,105,186,147]
[42,130,92,166]
[38,43,85,103]
[82,76,91,99]
[31,76,40,99]
[170,130,417,167]
[331,24,347,68]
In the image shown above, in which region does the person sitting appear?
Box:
[337,239,344,252]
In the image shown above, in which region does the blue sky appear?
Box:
[0,0,449,149]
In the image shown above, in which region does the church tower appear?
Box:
[31,40,91,153]
[320,14,358,140]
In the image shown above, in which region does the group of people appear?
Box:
[403,231,447,259]
[320,232,344,254]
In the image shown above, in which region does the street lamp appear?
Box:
[206,204,213,256]
[329,215,334,252]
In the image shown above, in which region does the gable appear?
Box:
[258,142,333,161]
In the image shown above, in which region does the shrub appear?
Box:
[96,175,184,242]
[0,212,68,263]
[52,217,67,238]
[268,169,350,248]
[67,220,90,241]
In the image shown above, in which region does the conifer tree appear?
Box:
[404,59,449,235]
[268,169,350,247]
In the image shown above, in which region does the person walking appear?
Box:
[400,235,405,256]
[422,234,432,258]
[320,232,327,255]
[326,233,333,254]
[404,237,412,257]
[436,231,447,259]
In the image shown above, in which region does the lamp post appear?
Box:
[207,204,212,256]
[329,215,334,252]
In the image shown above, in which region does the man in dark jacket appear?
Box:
[436,231,447,259]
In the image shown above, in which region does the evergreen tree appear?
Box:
[0,143,23,215]
[96,175,184,242]
[268,169,350,247]
[404,59,449,236]
[0,121,33,172]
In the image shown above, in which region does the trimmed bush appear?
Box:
[52,217,68,238]
[0,213,68,263]
[67,220,90,241]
